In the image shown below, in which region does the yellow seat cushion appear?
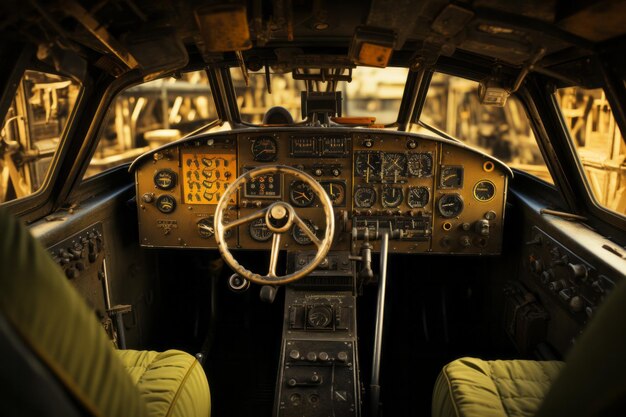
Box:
[117,349,210,417]
[432,357,565,417]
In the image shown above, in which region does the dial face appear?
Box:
[438,193,464,218]
[289,181,315,207]
[307,305,333,328]
[354,151,382,178]
[407,153,433,177]
[321,181,346,206]
[407,186,429,208]
[354,186,377,208]
[292,219,317,245]
[197,218,214,239]
[381,186,403,208]
[156,195,177,213]
[249,218,272,242]
[251,136,278,161]
[383,153,407,177]
[473,180,496,202]
[154,169,177,190]
[440,166,464,188]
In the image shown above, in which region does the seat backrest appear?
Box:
[534,278,626,416]
[0,207,149,417]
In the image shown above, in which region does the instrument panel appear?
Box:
[131,128,510,255]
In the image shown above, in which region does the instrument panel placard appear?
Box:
[181,152,237,204]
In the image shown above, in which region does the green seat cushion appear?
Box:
[117,349,211,417]
[432,357,565,417]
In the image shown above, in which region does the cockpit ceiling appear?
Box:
[2,0,626,76]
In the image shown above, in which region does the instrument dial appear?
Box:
[321,181,346,206]
[197,218,214,239]
[407,153,433,177]
[354,151,382,178]
[383,153,407,177]
[154,169,177,190]
[440,166,464,188]
[292,219,318,245]
[289,181,315,207]
[251,136,278,162]
[249,218,272,242]
[381,186,403,208]
[407,186,429,208]
[156,195,176,213]
[354,186,377,208]
[307,305,333,328]
[473,180,496,202]
[438,193,464,218]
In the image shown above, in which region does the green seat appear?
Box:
[432,358,564,417]
[0,207,210,416]
[433,278,626,417]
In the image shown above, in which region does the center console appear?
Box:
[274,251,361,417]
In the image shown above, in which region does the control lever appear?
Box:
[260,285,279,304]
[349,228,374,285]
[371,230,390,417]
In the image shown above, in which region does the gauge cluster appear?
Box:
[131,129,509,255]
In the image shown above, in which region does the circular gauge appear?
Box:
[381,186,403,208]
[437,193,464,218]
[289,181,315,207]
[354,186,377,208]
[473,180,496,202]
[292,219,317,245]
[322,181,346,206]
[354,152,382,177]
[307,305,333,328]
[197,218,214,239]
[154,169,177,190]
[156,195,176,214]
[440,166,464,188]
[249,218,272,242]
[407,153,433,177]
[383,153,407,177]
[407,186,429,208]
[251,136,278,162]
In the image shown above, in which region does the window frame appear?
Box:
[0,52,84,218]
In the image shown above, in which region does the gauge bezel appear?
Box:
[250,136,278,162]
[381,185,404,208]
[154,169,177,190]
[407,152,433,177]
[354,185,377,208]
[155,194,177,214]
[407,186,430,208]
[291,219,317,245]
[473,180,496,202]
[383,152,408,177]
[289,180,315,207]
[249,218,273,242]
[321,180,346,207]
[437,193,464,218]
[354,151,383,177]
[439,165,464,189]
[197,217,215,239]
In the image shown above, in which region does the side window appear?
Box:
[556,87,625,216]
[84,70,217,178]
[0,70,80,203]
[417,73,554,184]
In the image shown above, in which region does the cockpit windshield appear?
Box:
[230,66,409,125]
